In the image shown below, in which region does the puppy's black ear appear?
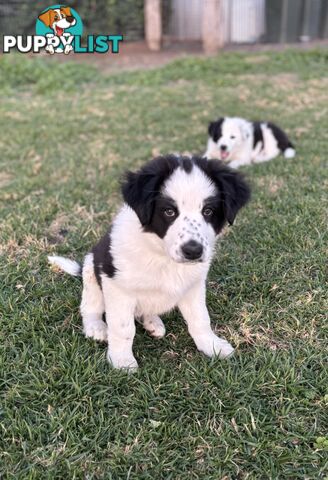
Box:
[121,170,152,225]
[195,157,251,226]
[121,156,179,226]
[208,121,216,137]
[218,167,251,225]
[208,118,224,143]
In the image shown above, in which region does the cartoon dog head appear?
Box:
[38,6,76,36]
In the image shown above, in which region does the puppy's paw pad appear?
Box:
[84,321,108,343]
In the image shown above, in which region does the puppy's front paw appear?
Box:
[196,334,234,359]
[107,350,138,371]
[83,320,108,343]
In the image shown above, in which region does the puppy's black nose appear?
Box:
[66,16,74,23]
[220,144,227,151]
[181,240,203,261]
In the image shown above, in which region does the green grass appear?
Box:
[0,50,327,479]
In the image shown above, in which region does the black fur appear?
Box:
[122,155,251,236]
[208,118,224,143]
[252,121,264,150]
[92,230,116,286]
[122,155,190,227]
[195,157,251,228]
[267,122,294,152]
[201,195,225,233]
[145,195,179,238]
[180,156,193,173]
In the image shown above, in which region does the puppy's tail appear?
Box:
[284,146,296,159]
[48,255,82,277]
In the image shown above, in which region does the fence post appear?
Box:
[145,0,162,51]
[279,0,289,43]
[202,0,224,54]
[321,3,328,38]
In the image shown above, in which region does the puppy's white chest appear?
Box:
[134,289,182,316]
[118,261,206,317]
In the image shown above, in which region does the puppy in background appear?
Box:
[49,155,250,371]
[205,117,295,168]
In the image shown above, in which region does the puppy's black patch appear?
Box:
[252,121,264,150]
[145,195,179,238]
[201,195,226,233]
[195,157,251,230]
[208,118,224,143]
[92,230,116,286]
[267,122,294,152]
[122,155,192,229]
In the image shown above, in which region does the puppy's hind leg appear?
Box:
[80,253,107,342]
[102,279,138,371]
[142,315,166,338]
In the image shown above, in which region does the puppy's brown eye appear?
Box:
[164,208,176,218]
[230,135,235,139]
[203,207,213,217]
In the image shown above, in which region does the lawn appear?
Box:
[0,49,327,479]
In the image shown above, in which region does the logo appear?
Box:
[36,5,82,54]
[2,4,123,55]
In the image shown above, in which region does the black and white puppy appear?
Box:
[205,116,296,168]
[49,155,250,370]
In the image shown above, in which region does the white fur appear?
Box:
[49,165,235,370]
[205,117,295,168]
[80,253,107,342]
[160,167,217,263]
[142,315,166,338]
[284,147,296,158]
[48,256,81,276]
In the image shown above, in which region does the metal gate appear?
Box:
[168,0,265,43]
[167,0,328,43]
